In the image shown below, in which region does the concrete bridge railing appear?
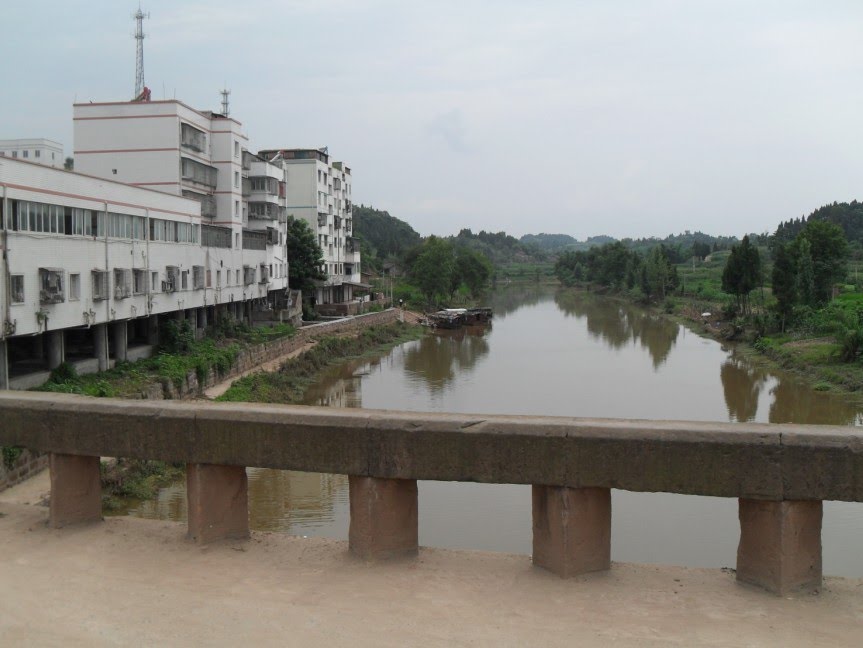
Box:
[1,391,861,596]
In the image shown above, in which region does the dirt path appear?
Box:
[202,341,317,399]
[1,476,862,647]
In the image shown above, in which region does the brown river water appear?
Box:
[125,286,863,576]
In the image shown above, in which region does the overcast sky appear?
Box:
[3,1,862,240]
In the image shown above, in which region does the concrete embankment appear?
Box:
[0,473,861,647]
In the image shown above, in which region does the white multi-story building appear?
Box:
[0,139,65,168]
[73,98,289,307]
[258,147,365,313]
[0,102,288,388]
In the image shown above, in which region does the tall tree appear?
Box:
[771,243,798,331]
[722,236,761,314]
[411,237,455,307]
[286,217,326,296]
[798,220,848,304]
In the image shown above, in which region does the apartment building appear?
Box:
[0,156,273,389]
[258,147,365,313]
[0,139,65,168]
[73,98,288,295]
[0,95,293,390]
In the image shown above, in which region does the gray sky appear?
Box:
[3,1,863,240]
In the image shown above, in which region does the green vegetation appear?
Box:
[219,322,423,404]
[286,216,326,294]
[34,319,296,398]
[100,459,185,512]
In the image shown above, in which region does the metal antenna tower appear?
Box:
[220,88,231,117]
[133,6,150,98]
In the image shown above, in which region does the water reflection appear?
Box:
[122,470,350,536]
[554,290,679,369]
[125,289,863,576]
[487,284,555,319]
[402,326,490,391]
[720,356,767,422]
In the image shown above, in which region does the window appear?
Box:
[216,270,221,288]
[193,266,205,290]
[206,269,212,288]
[181,270,189,290]
[10,275,24,303]
[243,266,256,285]
[35,150,41,158]
[234,171,239,188]
[69,273,81,301]
[12,151,17,158]
[235,269,240,284]
[234,141,239,158]
[113,269,132,299]
[180,157,217,188]
[92,271,109,301]
[151,271,159,292]
[235,233,240,249]
[234,200,239,217]
[133,269,147,295]
[164,266,180,293]
[180,123,207,152]
[22,150,29,159]
[39,268,64,304]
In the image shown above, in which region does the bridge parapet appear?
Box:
[1,391,861,595]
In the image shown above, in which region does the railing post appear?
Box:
[736,499,822,595]
[349,476,418,560]
[186,464,249,544]
[48,453,102,528]
[532,485,611,577]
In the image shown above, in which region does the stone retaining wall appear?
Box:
[0,448,48,493]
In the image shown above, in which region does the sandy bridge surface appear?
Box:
[1,471,862,647]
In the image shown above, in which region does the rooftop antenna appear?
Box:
[133,6,150,99]
[220,87,231,117]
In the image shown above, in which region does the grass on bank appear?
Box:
[218,322,423,404]
[100,459,185,512]
[33,319,296,398]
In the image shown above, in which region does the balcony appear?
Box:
[249,202,279,221]
[180,123,207,153]
[180,157,218,190]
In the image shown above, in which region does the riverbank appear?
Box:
[218,321,423,403]
[1,475,861,647]
[561,285,863,402]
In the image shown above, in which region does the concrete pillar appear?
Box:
[0,339,9,390]
[93,323,109,371]
[187,308,198,332]
[532,485,611,577]
[48,453,102,528]
[349,476,418,560]
[0,340,9,389]
[199,307,208,331]
[737,499,822,595]
[112,321,128,363]
[186,463,249,544]
[46,330,64,370]
[175,308,185,322]
[32,335,44,360]
[147,315,159,346]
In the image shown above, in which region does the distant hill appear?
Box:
[454,229,545,265]
[772,200,863,249]
[353,205,422,270]
[519,233,617,253]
